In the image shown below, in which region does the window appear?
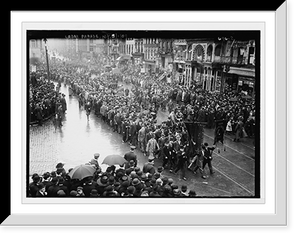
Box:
[215,45,222,56]
[31,40,36,48]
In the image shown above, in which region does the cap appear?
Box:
[57,190,66,196]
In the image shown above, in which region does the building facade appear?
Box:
[29,39,44,60]
[172,38,256,94]
[143,38,159,74]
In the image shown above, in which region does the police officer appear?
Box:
[85,100,92,121]
[201,142,216,178]
[124,145,138,167]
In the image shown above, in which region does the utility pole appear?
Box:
[43,38,50,82]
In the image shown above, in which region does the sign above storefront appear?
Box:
[173,39,187,45]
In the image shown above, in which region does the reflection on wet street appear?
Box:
[29,83,256,197]
[29,84,147,175]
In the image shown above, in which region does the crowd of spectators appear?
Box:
[29,64,67,125]
[28,159,197,198]
[28,54,256,197]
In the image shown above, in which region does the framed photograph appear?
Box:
[5,2,286,226]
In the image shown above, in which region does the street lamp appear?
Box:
[43,38,50,82]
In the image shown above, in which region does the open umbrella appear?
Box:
[102,155,127,166]
[68,165,96,180]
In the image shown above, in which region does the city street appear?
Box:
[29,83,256,197]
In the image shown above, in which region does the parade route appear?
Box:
[29,83,256,197]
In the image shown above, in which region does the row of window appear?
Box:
[144,47,158,60]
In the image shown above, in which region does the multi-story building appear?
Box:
[29,39,44,60]
[172,38,256,94]
[29,39,45,72]
[125,38,135,56]
[158,39,173,70]
[143,38,159,74]
[131,38,144,66]
[172,39,189,85]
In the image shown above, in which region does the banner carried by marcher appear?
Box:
[184,122,204,149]
[214,119,226,144]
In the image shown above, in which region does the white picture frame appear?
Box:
[6,2,287,226]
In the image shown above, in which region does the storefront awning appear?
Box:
[228,66,255,78]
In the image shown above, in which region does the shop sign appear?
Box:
[173,39,187,45]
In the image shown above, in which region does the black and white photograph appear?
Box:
[27,30,260,198]
[5,1,291,229]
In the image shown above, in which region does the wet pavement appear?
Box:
[29,83,257,197]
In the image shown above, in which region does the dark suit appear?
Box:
[174,151,188,179]
[202,146,216,174]
[83,181,97,197]
[124,151,137,166]
[142,162,156,175]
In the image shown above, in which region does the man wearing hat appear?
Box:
[28,174,41,197]
[202,142,216,177]
[60,93,67,113]
[142,158,156,175]
[124,145,138,167]
[82,177,97,197]
[173,146,188,181]
[146,133,159,160]
[90,189,99,197]
[138,123,146,155]
[35,183,47,197]
[89,153,101,172]
[96,175,109,196]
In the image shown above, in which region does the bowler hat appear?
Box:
[127,186,136,194]
[100,176,108,185]
[70,190,77,197]
[108,176,115,184]
[37,183,45,190]
[57,190,66,196]
[56,163,64,169]
[121,180,130,188]
[105,185,113,192]
[131,178,140,186]
[141,174,147,181]
[90,189,98,197]
[32,174,40,182]
[157,166,164,173]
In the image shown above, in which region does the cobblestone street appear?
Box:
[29,83,256,197]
